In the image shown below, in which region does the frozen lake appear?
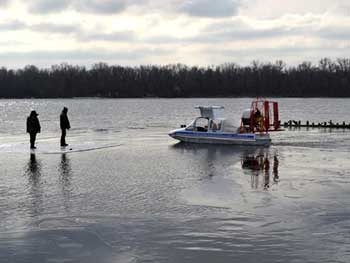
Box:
[1,98,350,262]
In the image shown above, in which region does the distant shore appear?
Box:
[1,96,350,99]
[1,58,350,98]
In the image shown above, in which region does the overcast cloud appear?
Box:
[25,0,244,16]
[0,0,9,7]
[0,0,349,68]
[179,0,241,17]
[73,0,128,15]
[26,0,140,15]
[28,0,70,14]
[78,31,136,42]
[31,22,80,34]
[0,20,26,31]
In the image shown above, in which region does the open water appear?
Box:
[0,98,350,263]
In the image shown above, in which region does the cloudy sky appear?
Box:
[0,0,350,68]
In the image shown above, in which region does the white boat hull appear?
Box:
[168,129,271,146]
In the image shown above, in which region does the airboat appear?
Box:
[168,98,280,146]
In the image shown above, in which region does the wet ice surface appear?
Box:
[1,98,350,263]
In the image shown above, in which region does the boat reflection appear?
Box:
[170,142,272,180]
[170,142,269,156]
[241,150,279,190]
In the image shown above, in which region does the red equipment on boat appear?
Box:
[240,98,280,133]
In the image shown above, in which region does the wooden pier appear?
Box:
[283,120,350,129]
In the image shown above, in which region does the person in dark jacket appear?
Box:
[26,110,41,149]
[60,107,70,147]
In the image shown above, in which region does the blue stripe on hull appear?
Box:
[171,131,270,145]
[175,131,255,139]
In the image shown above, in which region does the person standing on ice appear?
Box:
[26,110,41,149]
[60,107,70,147]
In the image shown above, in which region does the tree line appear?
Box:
[1,58,350,98]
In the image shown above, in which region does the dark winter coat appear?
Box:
[26,116,41,134]
[60,113,70,130]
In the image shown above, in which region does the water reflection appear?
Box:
[26,153,41,178]
[60,154,71,178]
[25,153,43,216]
[170,142,272,180]
[59,154,73,212]
[171,142,246,178]
[205,146,217,178]
[241,150,279,190]
[273,155,279,182]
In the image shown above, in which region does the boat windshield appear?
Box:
[185,120,195,131]
[186,117,209,132]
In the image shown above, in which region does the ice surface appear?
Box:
[1,98,350,263]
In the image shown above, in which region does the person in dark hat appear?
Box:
[60,107,70,147]
[26,110,41,149]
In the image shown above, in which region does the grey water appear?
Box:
[0,98,350,263]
